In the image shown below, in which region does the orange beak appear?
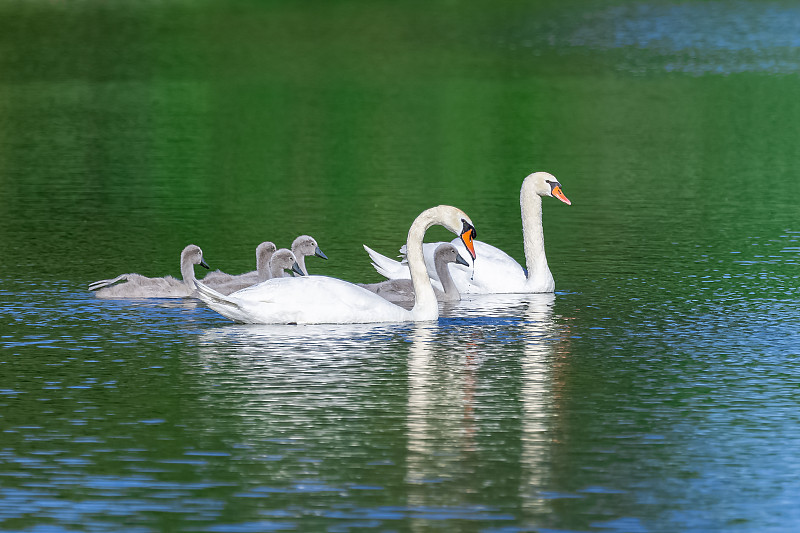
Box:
[460,227,477,261]
[552,185,571,205]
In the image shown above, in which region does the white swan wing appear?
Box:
[365,239,527,294]
[197,276,411,324]
[363,244,444,291]
[363,245,411,280]
[446,238,528,294]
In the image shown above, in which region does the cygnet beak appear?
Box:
[315,246,328,260]
[291,262,306,276]
[200,259,210,269]
[455,254,470,267]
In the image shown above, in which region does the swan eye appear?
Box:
[461,220,476,240]
[459,220,478,260]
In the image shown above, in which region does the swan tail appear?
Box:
[194,280,247,322]
[363,245,410,280]
[88,274,129,292]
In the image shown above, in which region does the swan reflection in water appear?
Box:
[198,321,410,358]
[196,293,570,520]
[406,293,570,518]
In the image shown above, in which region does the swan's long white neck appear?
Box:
[407,208,445,321]
[180,254,197,288]
[520,188,554,290]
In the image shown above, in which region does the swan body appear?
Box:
[195,206,477,324]
[89,244,210,299]
[358,243,468,303]
[365,172,570,294]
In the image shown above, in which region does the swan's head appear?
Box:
[181,244,210,269]
[434,243,470,267]
[270,248,305,277]
[291,235,328,260]
[434,205,477,261]
[523,171,571,205]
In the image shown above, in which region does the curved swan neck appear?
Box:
[180,254,197,288]
[407,208,444,320]
[520,188,549,282]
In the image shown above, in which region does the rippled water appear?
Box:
[519,1,800,75]
[2,1,800,531]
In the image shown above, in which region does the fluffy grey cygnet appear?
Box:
[89,244,210,299]
[290,235,327,276]
[202,241,277,295]
[358,243,468,303]
[268,248,306,279]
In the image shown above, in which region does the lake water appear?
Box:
[1,1,799,531]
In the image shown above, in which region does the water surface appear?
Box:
[1,1,799,531]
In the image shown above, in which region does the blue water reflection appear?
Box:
[513,2,800,74]
[2,0,800,530]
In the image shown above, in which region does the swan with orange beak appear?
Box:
[364,171,569,294]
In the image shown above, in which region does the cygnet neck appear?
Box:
[180,250,199,288]
[256,245,275,282]
[434,251,458,297]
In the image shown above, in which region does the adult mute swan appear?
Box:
[291,235,328,276]
[89,244,210,299]
[194,205,477,324]
[365,172,570,294]
[357,243,469,303]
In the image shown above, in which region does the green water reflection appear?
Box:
[1,1,799,531]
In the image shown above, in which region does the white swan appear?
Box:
[89,244,210,299]
[357,243,469,303]
[290,235,328,276]
[194,205,477,324]
[365,172,570,294]
[202,241,277,288]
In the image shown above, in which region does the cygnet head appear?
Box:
[435,243,470,267]
[522,171,571,205]
[256,241,277,266]
[181,244,210,269]
[291,235,328,260]
[270,248,305,278]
